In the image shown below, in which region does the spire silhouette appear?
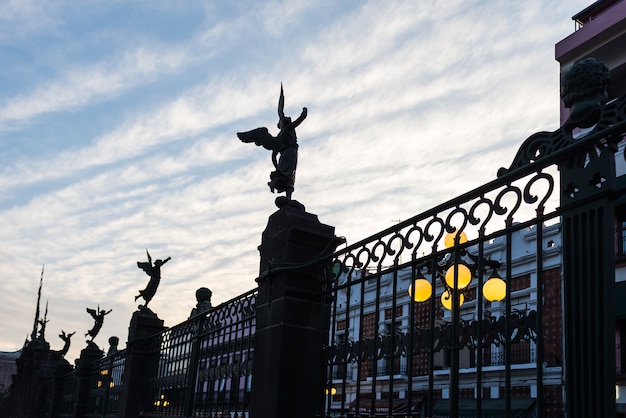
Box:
[30,266,44,342]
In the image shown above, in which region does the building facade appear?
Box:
[555,0,626,414]
[329,225,562,417]
[0,351,19,396]
[327,1,626,416]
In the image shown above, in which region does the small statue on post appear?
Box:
[56,330,76,357]
[85,305,112,342]
[136,250,171,309]
[189,287,213,319]
[561,57,611,130]
[237,84,307,207]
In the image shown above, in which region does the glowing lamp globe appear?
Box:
[483,277,506,301]
[444,231,468,248]
[408,278,432,302]
[444,263,472,289]
[441,290,464,310]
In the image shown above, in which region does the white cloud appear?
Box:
[0,44,198,129]
[0,1,593,361]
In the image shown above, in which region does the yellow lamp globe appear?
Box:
[444,231,468,248]
[483,277,506,301]
[408,278,432,302]
[441,290,464,310]
[444,263,472,289]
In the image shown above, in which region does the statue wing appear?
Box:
[137,261,152,276]
[86,307,97,319]
[237,127,279,151]
[278,83,285,120]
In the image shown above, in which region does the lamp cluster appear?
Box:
[154,394,170,407]
[408,231,506,310]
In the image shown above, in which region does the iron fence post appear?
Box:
[560,140,617,418]
[183,315,203,416]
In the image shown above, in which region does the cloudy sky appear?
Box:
[0,0,590,361]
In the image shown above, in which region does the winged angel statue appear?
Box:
[135,250,171,308]
[85,306,112,341]
[237,84,307,202]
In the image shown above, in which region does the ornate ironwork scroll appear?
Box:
[329,168,556,279]
[327,310,537,365]
[498,92,626,178]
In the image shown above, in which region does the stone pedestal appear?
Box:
[118,308,165,418]
[73,342,104,418]
[48,358,73,418]
[250,205,342,418]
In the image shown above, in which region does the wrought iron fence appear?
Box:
[55,368,78,418]
[321,89,626,416]
[50,348,126,418]
[11,89,626,418]
[44,288,256,418]
[324,201,561,417]
[141,288,256,417]
[85,349,126,417]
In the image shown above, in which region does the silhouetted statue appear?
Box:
[189,287,213,318]
[136,250,171,308]
[37,318,49,340]
[561,57,611,129]
[107,336,119,356]
[57,330,76,357]
[85,306,112,341]
[37,301,49,341]
[237,84,307,202]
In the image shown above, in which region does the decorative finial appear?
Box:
[561,57,611,129]
[30,266,44,341]
[189,287,213,318]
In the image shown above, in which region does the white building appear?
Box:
[328,224,562,416]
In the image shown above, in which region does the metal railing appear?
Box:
[47,288,256,418]
[320,90,626,418]
[85,350,126,417]
[141,288,256,417]
[12,89,626,418]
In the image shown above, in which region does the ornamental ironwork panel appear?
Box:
[85,349,126,416]
[322,92,626,418]
[141,288,256,417]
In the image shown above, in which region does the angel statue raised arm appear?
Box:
[136,250,171,309]
[85,305,112,342]
[237,84,307,205]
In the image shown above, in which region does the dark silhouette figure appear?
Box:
[136,250,171,308]
[107,336,119,356]
[189,287,213,318]
[85,306,112,341]
[561,57,611,129]
[57,330,76,357]
[237,84,307,201]
[37,301,49,341]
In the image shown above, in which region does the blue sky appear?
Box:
[0,0,589,360]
